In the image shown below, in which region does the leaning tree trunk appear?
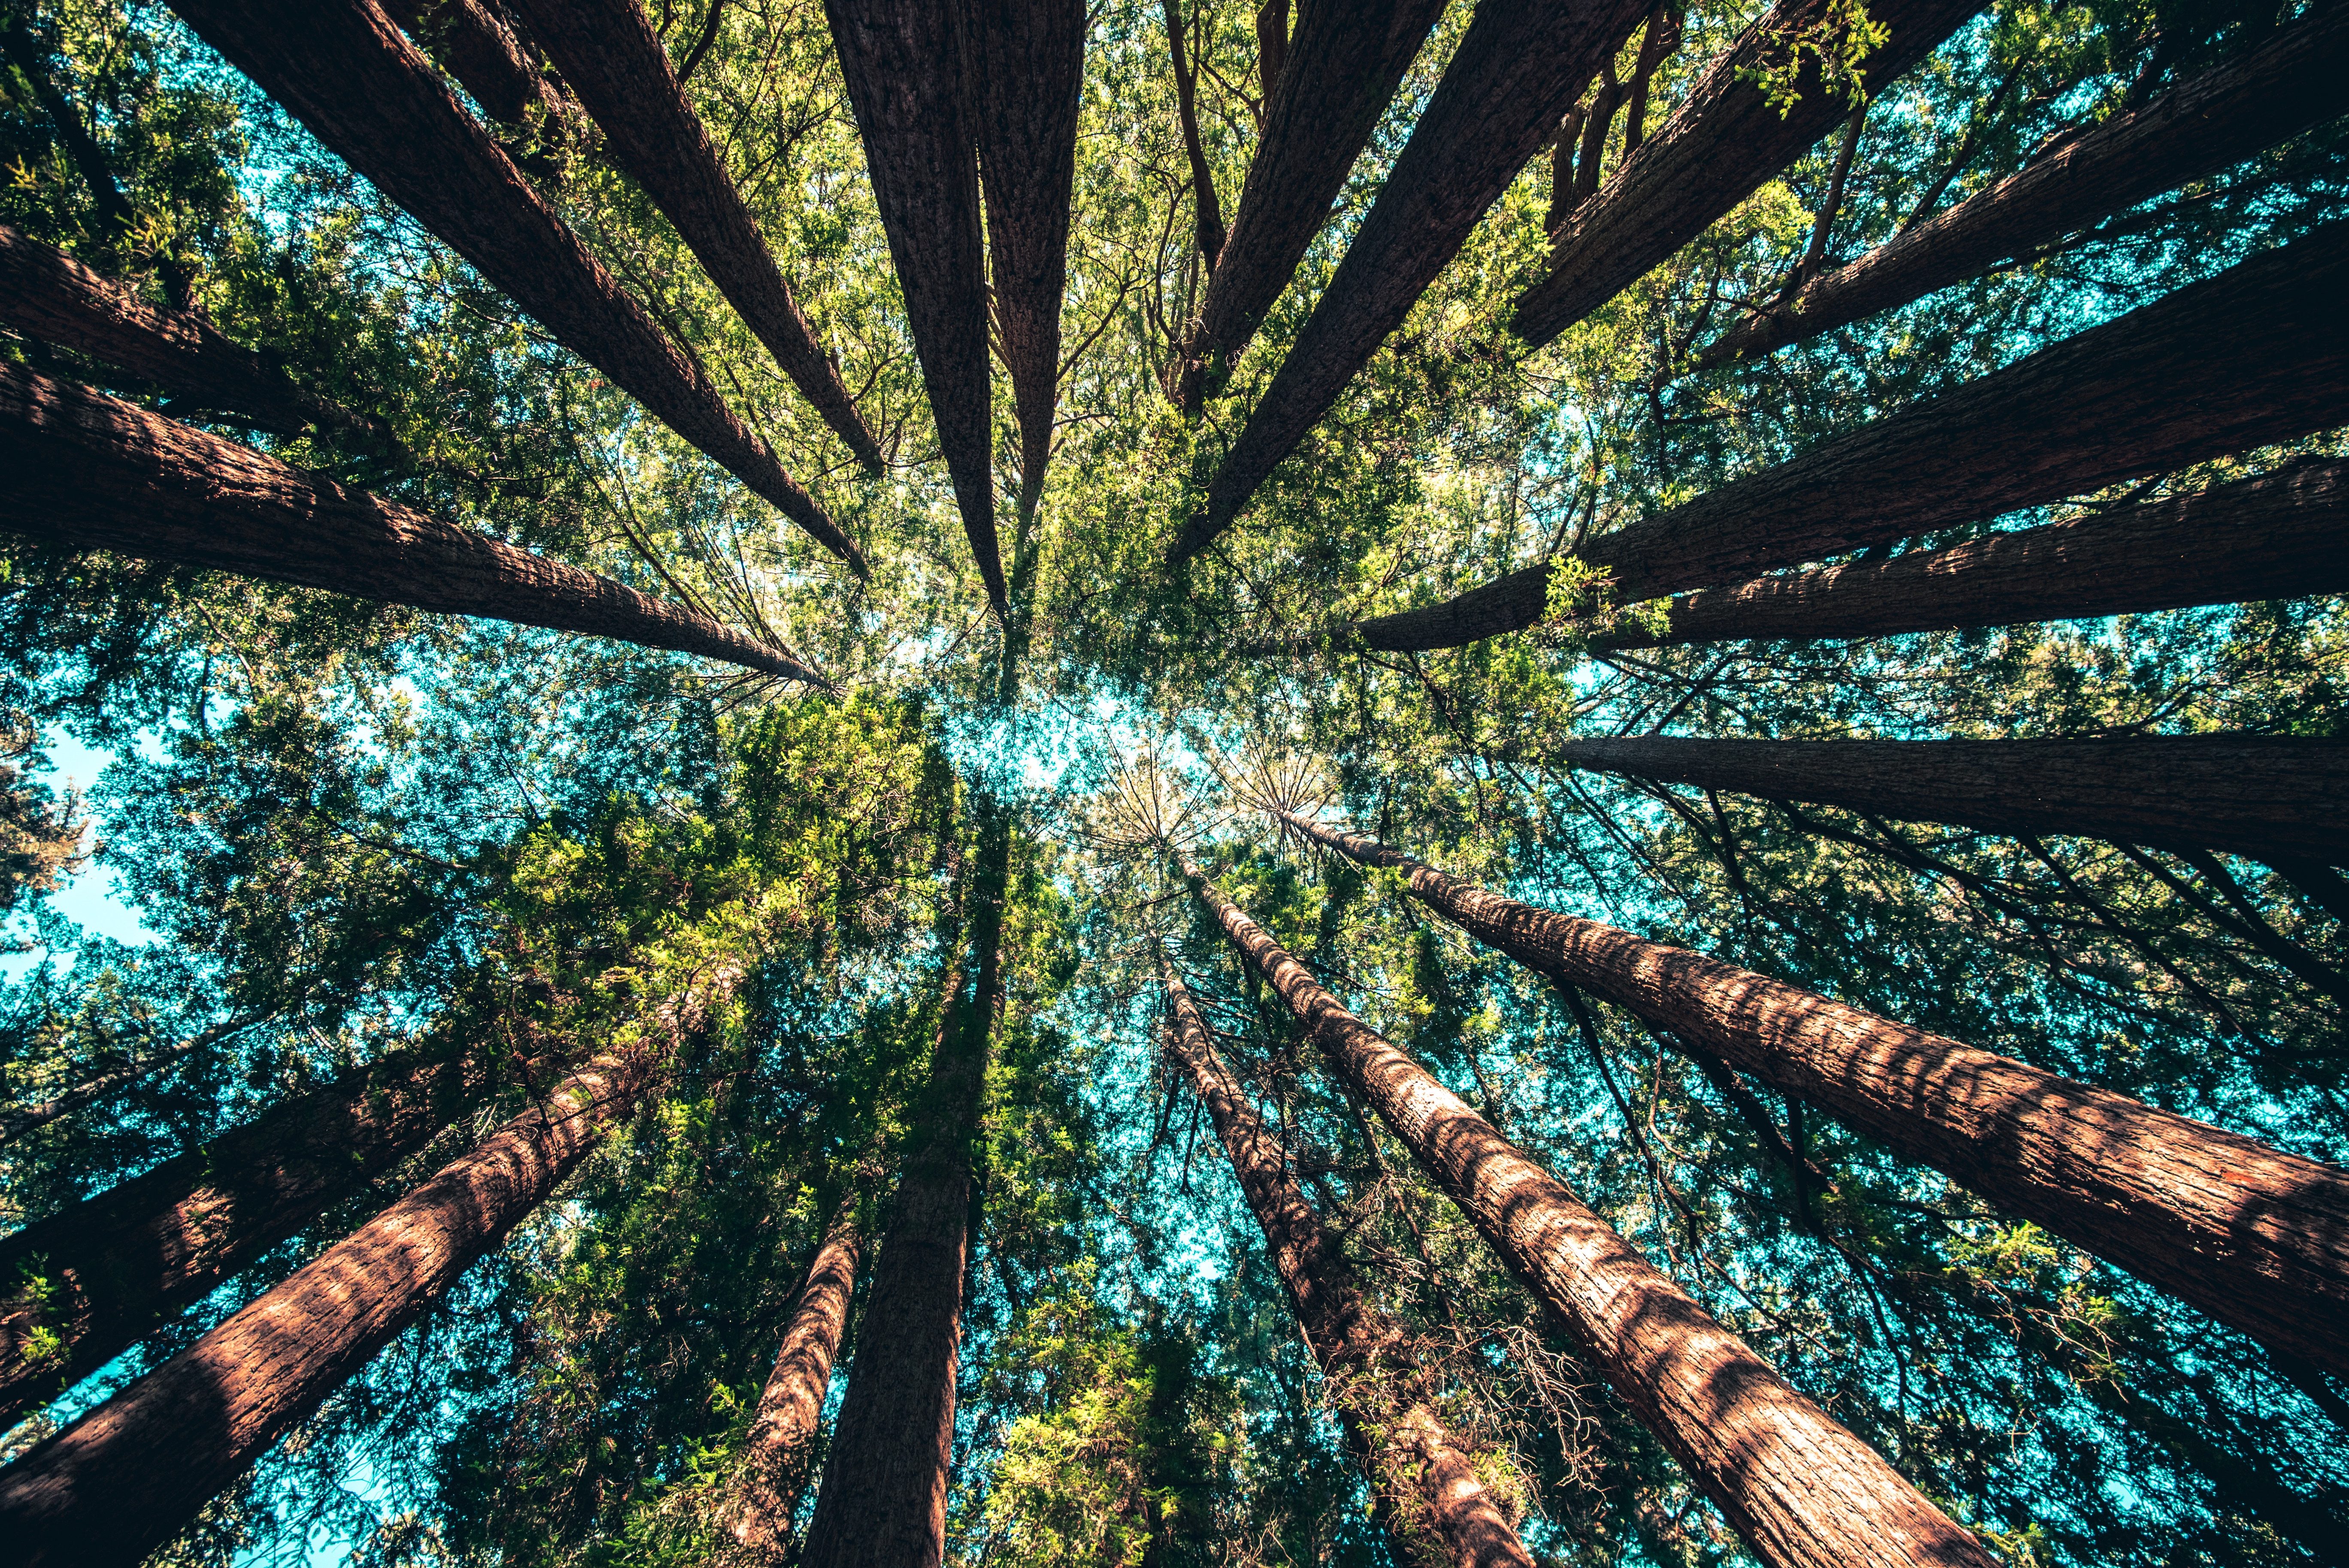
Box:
[1161,960,1534,1568]
[1176,853,1996,1568]
[1512,0,1981,348]
[0,1011,269,1150]
[503,0,882,470]
[1172,0,1652,560]
[167,0,865,573]
[1176,0,1449,413]
[1272,811,2349,1380]
[1696,3,2349,367]
[1586,459,2349,649]
[0,364,828,685]
[0,1050,657,1568]
[1345,218,2349,652]
[378,0,567,136]
[823,0,1003,611]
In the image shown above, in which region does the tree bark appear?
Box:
[1345,218,2349,653]
[1697,3,2349,367]
[167,0,866,574]
[968,0,1086,515]
[1273,811,2349,1380]
[0,1050,656,1568]
[1161,0,1228,271]
[502,0,883,471]
[1617,3,1683,160]
[822,0,1003,612]
[0,363,829,686]
[1161,960,1534,1568]
[1511,0,1982,348]
[0,1011,270,1150]
[1588,459,2349,649]
[1172,0,1653,560]
[378,0,566,133]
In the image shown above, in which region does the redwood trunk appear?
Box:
[167,0,865,574]
[724,1199,865,1560]
[1511,0,1980,348]
[378,0,564,132]
[0,364,828,685]
[1173,0,1652,559]
[1161,963,1534,1568]
[1348,219,2349,652]
[1697,4,2349,367]
[0,1051,655,1568]
[503,0,882,470]
[1177,854,1993,1568]
[1589,460,2349,649]
[1278,812,2349,1379]
[823,0,1003,611]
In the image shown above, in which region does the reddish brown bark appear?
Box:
[378,0,565,133]
[1277,812,2349,1380]
[823,0,1003,612]
[1161,962,1534,1568]
[1512,0,1980,348]
[1346,219,2349,653]
[503,0,882,471]
[0,363,828,685]
[1697,4,2349,367]
[0,1051,655,1568]
[1173,0,1652,559]
[167,0,866,574]
[1177,853,1994,1568]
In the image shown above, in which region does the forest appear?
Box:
[0,0,2343,1564]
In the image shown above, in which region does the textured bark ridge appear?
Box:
[1697,4,2349,366]
[1588,460,2349,649]
[1173,0,1653,560]
[1179,855,1995,1568]
[167,0,866,574]
[1176,0,1449,412]
[1161,962,1535,1568]
[969,0,1086,515]
[1513,0,1981,348]
[503,0,882,470]
[1347,219,2349,653]
[0,1051,657,1568]
[824,0,1004,612]
[0,364,828,685]
[1278,813,2349,1380]
[379,0,567,134]
[0,1043,502,1429]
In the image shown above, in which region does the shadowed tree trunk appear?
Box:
[1172,0,1653,560]
[1161,960,1535,1568]
[1161,0,1227,272]
[1588,460,2349,649]
[1512,0,1981,348]
[0,1050,658,1568]
[378,0,566,134]
[969,0,1086,515]
[1174,852,1996,1568]
[823,0,1003,612]
[1617,2,1683,160]
[1255,0,1288,99]
[0,1012,270,1150]
[0,364,829,685]
[1343,219,2349,652]
[1697,4,2349,367]
[167,0,865,574]
[1271,811,2349,1379]
[1176,0,1449,413]
[503,0,882,471]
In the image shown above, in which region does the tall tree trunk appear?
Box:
[969,0,1086,515]
[0,363,829,686]
[1617,3,1683,160]
[166,0,866,575]
[1172,0,1652,560]
[1697,3,2349,367]
[1160,960,1534,1568]
[1511,0,1981,348]
[1174,853,1996,1568]
[502,0,882,471]
[1344,219,2349,653]
[0,1050,657,1568]
[1161,0,1228,271]
[724,1197,866,1561]
[378,0,564,133]
[822,0,1003,612]
[1177,0,1449,412]
[1587,459,2349,650]
[0,1011,270,1150]
[1270,811,2349,1380]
